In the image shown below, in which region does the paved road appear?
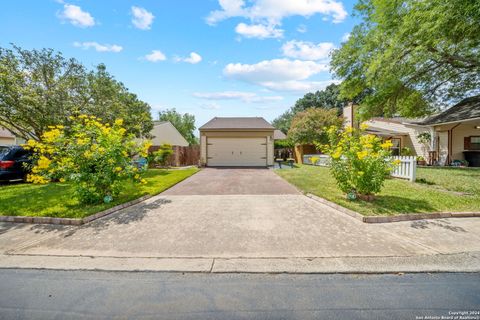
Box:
[0,270,479,320]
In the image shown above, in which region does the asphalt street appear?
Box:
[0,269,479,319]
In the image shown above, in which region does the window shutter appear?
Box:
[464,137,471,150]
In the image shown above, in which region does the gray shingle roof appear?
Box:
[419,95,480,125]
[273,129,287,140]
[199,117,274,130]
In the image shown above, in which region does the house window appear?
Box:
[470,136,480,150]
[390,138,401,156]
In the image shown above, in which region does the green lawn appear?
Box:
[275,165,480,216]
[0,168,199,219]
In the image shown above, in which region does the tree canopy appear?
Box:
[158,108,198,145]
[331,0,480,119]
[272,83,347,134]
[0,45,153,141]
[288,108,342,145]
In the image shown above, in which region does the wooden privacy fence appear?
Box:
[390,156,416,182]
[149,145,200,167]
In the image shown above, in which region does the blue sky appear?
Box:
[0,0,359,129]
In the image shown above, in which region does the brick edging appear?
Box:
[0,195,153,226]
[305,193,480,223]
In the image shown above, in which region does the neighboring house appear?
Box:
[344,95,480,167]
[273,129,287,141]
[413,96,480,166]
[199,117,274,167]
[0,127,25,146]
[149,121,189,147]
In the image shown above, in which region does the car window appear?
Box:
[0,147,12,160]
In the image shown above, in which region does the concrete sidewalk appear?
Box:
[1,193,479,273]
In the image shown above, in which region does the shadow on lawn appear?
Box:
[1,197,172,238]
[362,195,437,215]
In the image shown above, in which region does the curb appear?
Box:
[306,193,480,223]
[1,252,479,273]
[0,195,152,226]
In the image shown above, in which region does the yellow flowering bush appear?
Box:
[319,124,398,198]
[24,115,152,204]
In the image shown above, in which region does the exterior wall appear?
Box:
[434,120,480,162]
[150,122,189,147]
[200,130,274,166]
[200,135,207,165]
[364,119,431,157]
[0,137,15,145]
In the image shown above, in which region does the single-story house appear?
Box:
[0,127,25,146]
[344,95,480,166]
[199,117,274,167]
[149,121,189,147]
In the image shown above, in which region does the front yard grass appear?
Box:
[275,165,480,216]
[0,168,199,219]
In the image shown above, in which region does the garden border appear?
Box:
[306,193,480,223]
[0,195,153,226]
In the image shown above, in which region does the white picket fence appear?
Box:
[390,156,416,182]
[304,154,417,182]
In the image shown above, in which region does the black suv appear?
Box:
[0,146,32,182]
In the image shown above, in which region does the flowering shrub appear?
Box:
[319,124,399,198]
[24,115,152,204]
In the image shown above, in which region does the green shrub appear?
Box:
[150,144,174,167]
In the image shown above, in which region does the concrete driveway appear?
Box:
[0,168,479,272]
[161,168,300,195]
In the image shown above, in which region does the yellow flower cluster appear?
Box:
[27,174,49,184]
[380,140,393,149]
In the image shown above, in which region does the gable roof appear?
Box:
[199,117,274,130]
[273,129,287,140]
[418,95,480,125]
[150,121,189,146]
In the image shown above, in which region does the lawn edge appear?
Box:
[306,193,480,223]
[0,167,200,226]
[0,194,153,226]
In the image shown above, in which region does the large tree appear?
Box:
[0,45,153,141]
[331,0,480,119]
[158,108,197,145]
[272,83,347,134]
[288,108,342,145]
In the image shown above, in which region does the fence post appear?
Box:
[410,156,416,182]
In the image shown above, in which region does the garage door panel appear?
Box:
[207,138,267,166]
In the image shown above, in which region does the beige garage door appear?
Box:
[207,137,267,166]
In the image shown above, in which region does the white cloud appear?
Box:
[281,40,334,60]
[73,42,123,53]
[341,32,351,42]
[200,102,221,110]
[259,80,338,92]
[58,4,95,27]
[235,23,283,39]
[144,50,167,62]
[176,52,202,64]
[207,0,347,26]
[297,24,307,33]
[224,59,328,82]
[223,58,331,92]
[131,6,154,30]
[193,91,283,103]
